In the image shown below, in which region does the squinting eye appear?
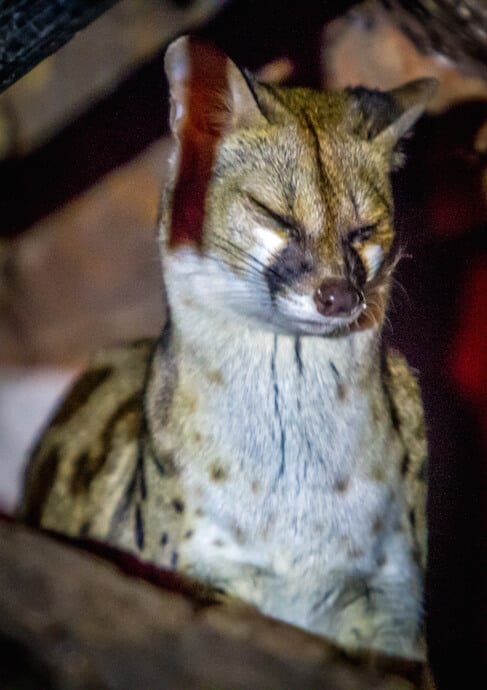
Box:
[245,194,301,240]
[348,225,376,244]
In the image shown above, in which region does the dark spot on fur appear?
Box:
[170,551,179,568]
[232,525,245,544]
[210,463,227,482]
[382,378,401,433]
[21,446,62,526]
[69,393,142,496]
[161,532,169,546]
[195,508,204,517]
[79,520,92,537]
[329,360,339,379]
[50,367,112,427]
[409,509,416,529]
[271,335,286,481]
[213,539,224,547]
[135,503,144,550]
[310,589,334,613]
[329,361,347,400]
[294,337,303,375]
[69,451,92,495]
[417,460,427,481]
[172,498,185,513]
[401,453,411,476]
[251,480,261,494]
[371,464,386,482]
[334,476,350,493]
[184,530,193,540]
[372,517,384,534]
[152,451,176,476]
[377,553,387,567]
[207,369,224,385]
[99,393,141,449]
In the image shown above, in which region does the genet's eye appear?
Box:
[348,225,376,245]
[246,194,301,241]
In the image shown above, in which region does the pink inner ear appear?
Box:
[169,43,230,249]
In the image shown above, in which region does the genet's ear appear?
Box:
[163,37,266,249]
[375,78,438,147]
[164,36,266,140]
[348,77,437,150]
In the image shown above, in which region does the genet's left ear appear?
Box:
[376,78,438,148]
[348,77,437,152]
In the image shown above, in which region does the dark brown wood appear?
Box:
[0,0,120,93]
[382,0,487,79]
[0,519,427,690]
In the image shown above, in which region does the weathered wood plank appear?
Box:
[0,519,426,690]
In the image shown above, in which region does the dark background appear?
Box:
[0,1,485,687]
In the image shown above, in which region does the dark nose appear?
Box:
[314,279,362,318]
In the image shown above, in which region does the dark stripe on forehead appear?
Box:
[301,110,331,194]
[245,84,299,212]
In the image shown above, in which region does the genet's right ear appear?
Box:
[375,78,438,148]
[164,36,266,249]
[165,36,266,140]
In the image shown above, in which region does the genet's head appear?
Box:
[161,36,436,337]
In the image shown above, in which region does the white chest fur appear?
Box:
[154,253,422,655]
[169,324,408,625]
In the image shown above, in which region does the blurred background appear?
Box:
[0,0,485,685]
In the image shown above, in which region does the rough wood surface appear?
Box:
[383,0,487,79]
[0,519,427,690]
[0,0,119,93]
[0,0,229,157]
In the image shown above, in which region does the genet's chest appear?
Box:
[171,336,404,592]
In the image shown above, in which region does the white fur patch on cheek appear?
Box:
[361,244,383,281]
[252,225,286,263]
